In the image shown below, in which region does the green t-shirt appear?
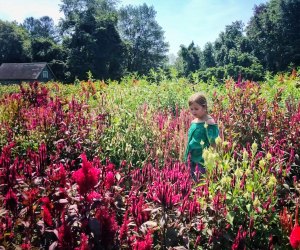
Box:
[184,122,219,164]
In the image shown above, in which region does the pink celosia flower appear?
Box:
[105,171,115,189]
[72,153,100,196]
[75,233,89,250]
[132,231,152,250]
[52,163,67,187]
[86,191,101,203]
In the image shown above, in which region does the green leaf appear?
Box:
[246,204,251,212]
[246,183,254,192]
[226,212,234,225]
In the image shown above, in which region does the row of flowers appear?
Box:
[0,75,299,249]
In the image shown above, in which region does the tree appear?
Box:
[278,0,300,69]
[202,42,216,68]
[177,42,201,76]
[118,4,169,75]
[245,0,300,71]
[22,16,67,81]
[0,20,31,64]
[59,0,126,81]
[30,37,67,81]
[214,21,244,66]
[22,16,58,41]
[246,2,282,71]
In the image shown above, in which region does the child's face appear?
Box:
[189,102,207,119]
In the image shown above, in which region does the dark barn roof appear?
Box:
[0,63,52,80]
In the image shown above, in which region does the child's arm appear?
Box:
[189,137,202,150]
[206,120,219,148]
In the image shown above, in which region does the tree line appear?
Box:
[0,0,299,82]
[175,0,300,81]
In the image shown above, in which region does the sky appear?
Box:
[0,0,269,55]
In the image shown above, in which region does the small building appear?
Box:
[0,62,56,84]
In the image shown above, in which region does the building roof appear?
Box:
[0,62,51,80]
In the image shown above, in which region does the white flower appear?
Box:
[259,159,266,168]
[203,149,209,161]
[215,136,222,145]
[251,142,258,155]
[234,168,243,178]
[267,175,277,188]
[243,150,249,161]
[220,176,232,186]
[245,168,252,176]
[253,197,261,207]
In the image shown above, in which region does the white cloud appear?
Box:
[0,0,63,24]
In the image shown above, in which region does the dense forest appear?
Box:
[0,0,299,82]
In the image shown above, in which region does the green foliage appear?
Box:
[214,21,245,66]
[118,3,169,75]
[22,16,58,41]
[0,71,299,249]
[246,0,300,72]
[202,42,216,68]
[177,42,201,77]
[60,0,126,81]
[0,20,32,64]
[203,143,284,249]
[1,0,299,82]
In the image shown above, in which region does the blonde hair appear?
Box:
[188,93,207,108]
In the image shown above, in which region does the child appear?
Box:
[184,93,219,179]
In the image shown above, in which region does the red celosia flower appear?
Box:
[72,153,100,196]
[21,242,31,250]
[132,231,152,250]
[75,233,89,250]
[106,162,115,172]
[86,191,101,203]
[130,196,150,228]
[58,222,73,249]
[43,206,53,226]
[49,163,67,187]
[290,226,300,249]
[290,203,300,249]
[149,181,180,209]
[4,188,18,211]
[119,211,130,242]
[280,207,293,232]
[232,226,246,250]
[40,197,51,207]
[95,206,118,248]
[22,189,39,207]
[40,196,53,226]
[105,171,115,189]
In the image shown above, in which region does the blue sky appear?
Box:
[0,0,268,54]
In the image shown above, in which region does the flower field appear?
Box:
[0,71,299,249]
